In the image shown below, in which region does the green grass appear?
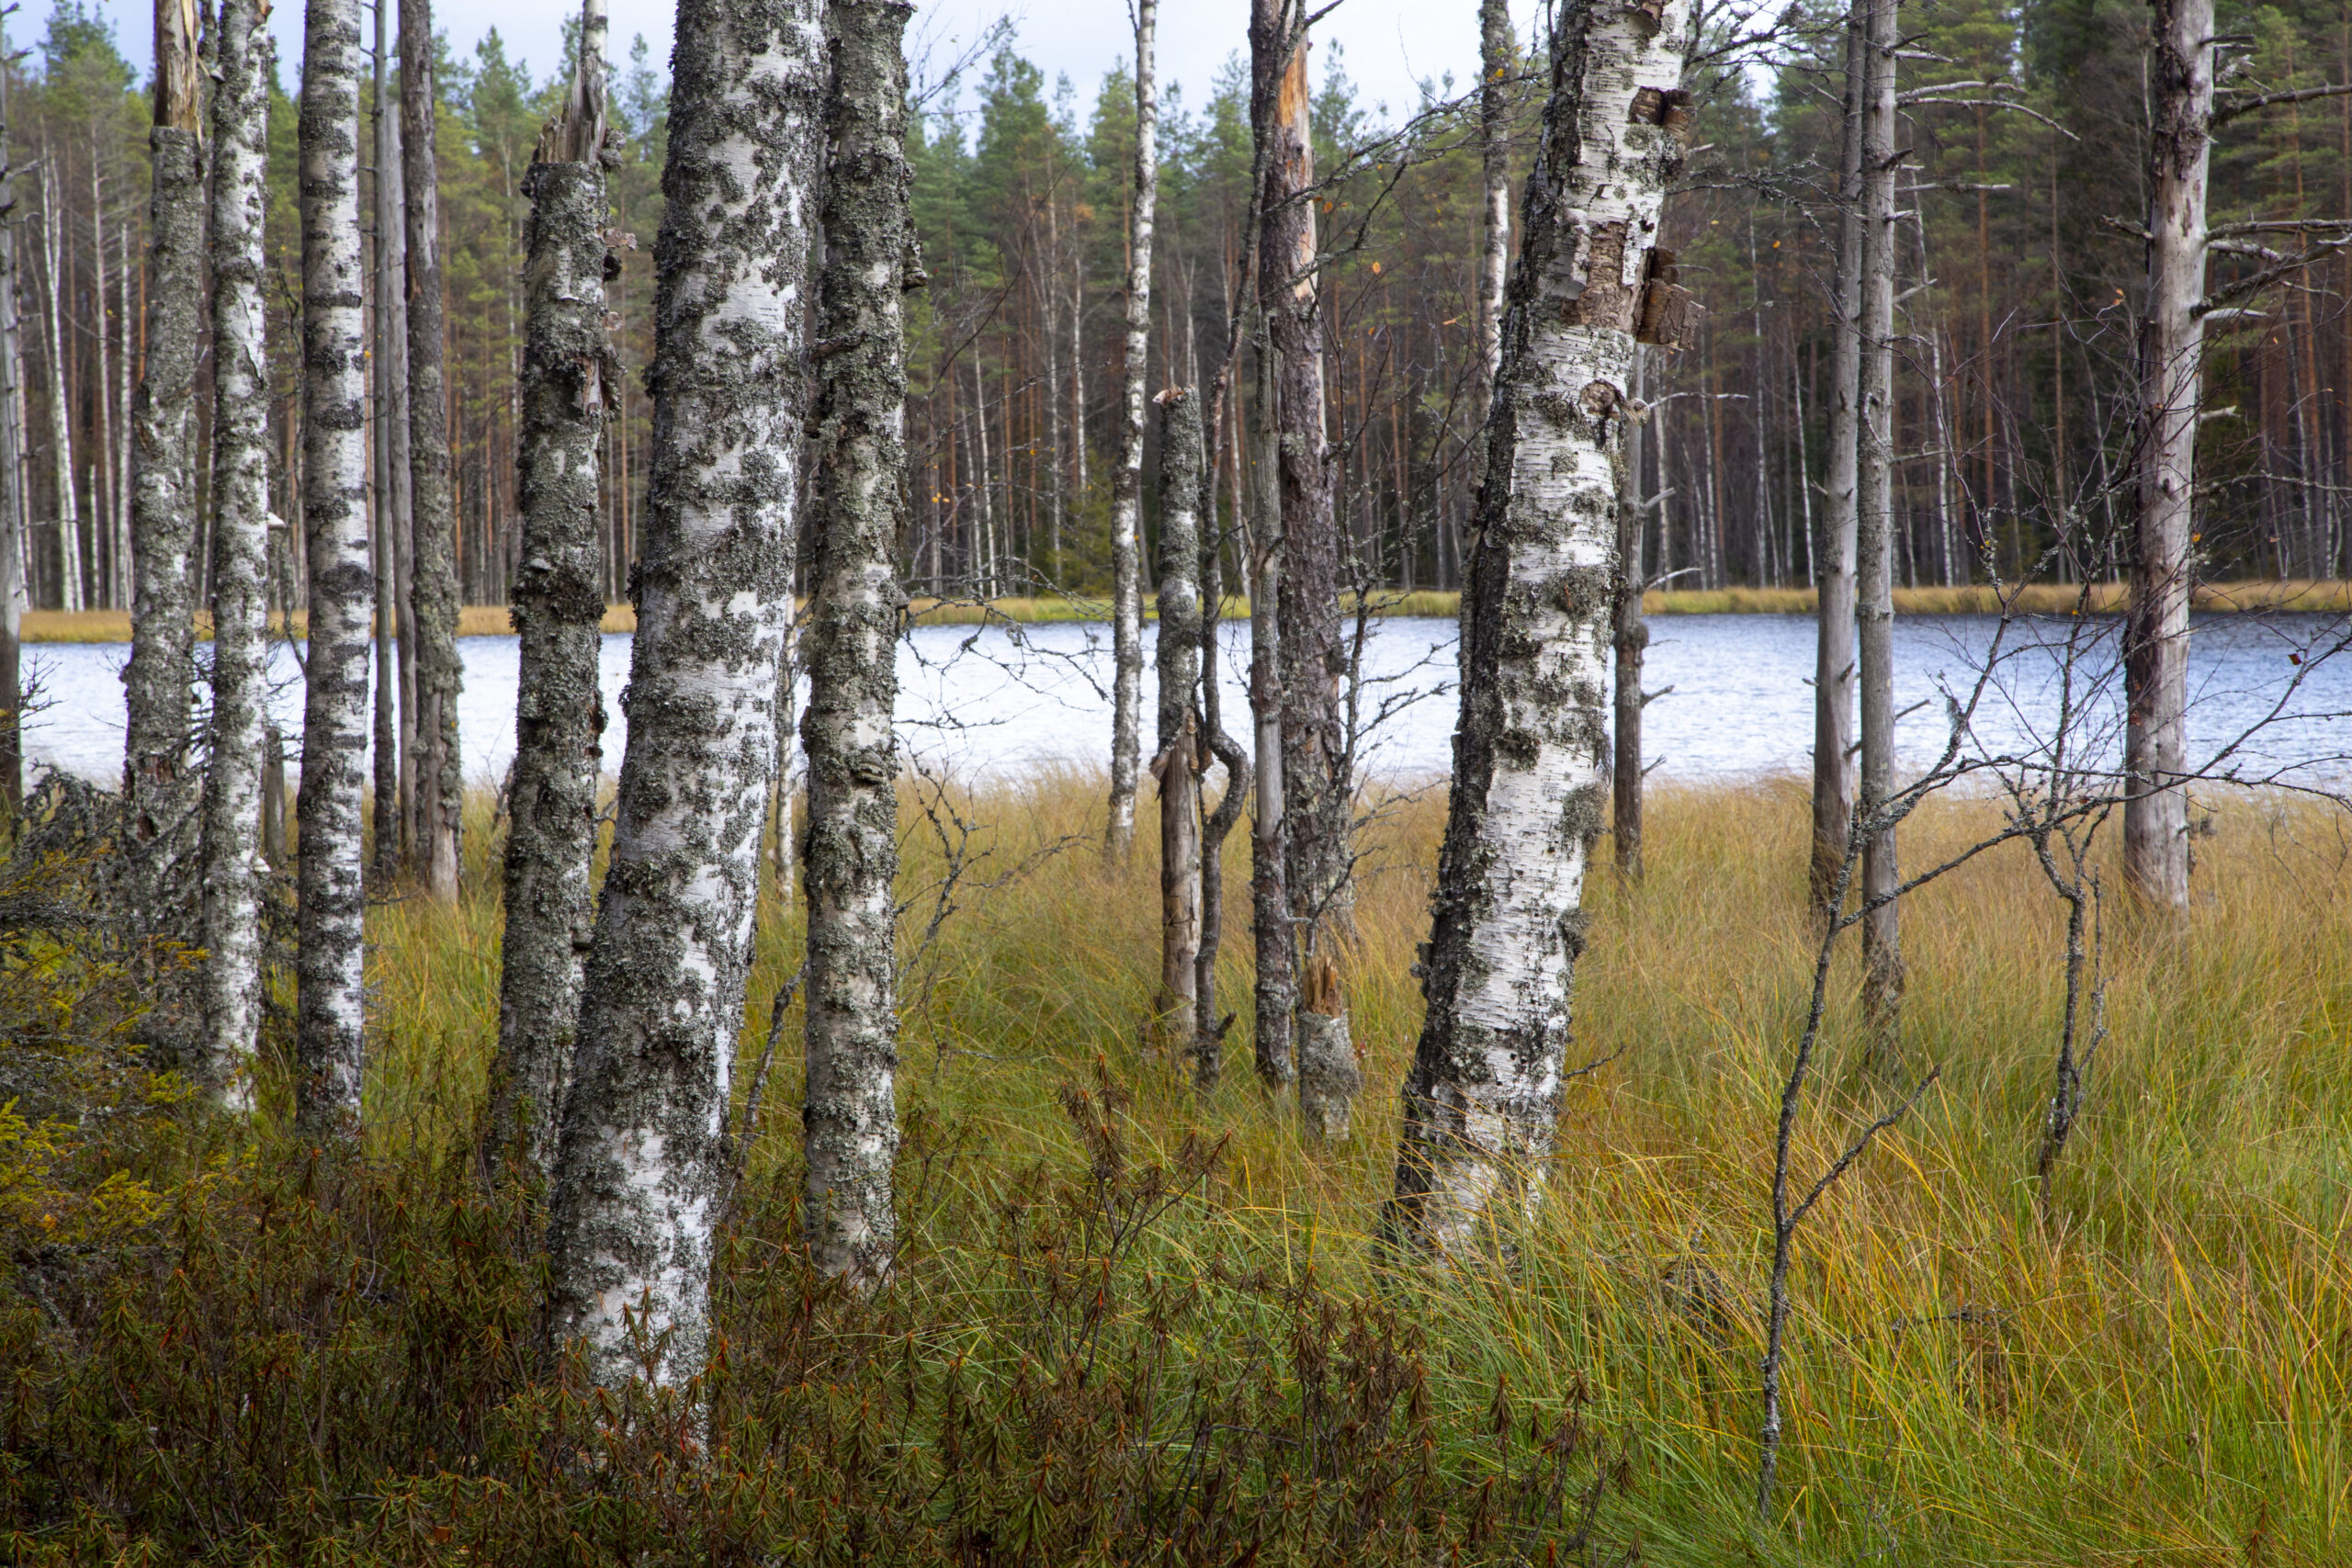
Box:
[335,774,2352,1563]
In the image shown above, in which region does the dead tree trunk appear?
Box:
[370,0,401,883]
[489,0,614,1184]
[1387,0,1695,1257]
[799,0,915,1285]
[198,0,275,1104]
[2123,0,2211,911]
[293,0,374,1136]
[1812,0,1866,912]
[1104,0,1158,862]
[381,96,415,864]
[0,46,22,822]
[1856,0,1905,1039]
[1152,387,1202,1052]
[1245,319,1293,1088]
[1611,347,1649,880]
[1251,0,1353,1134]
[543,0,824,1384]
[1194,400,1249,1083]
[123,0,208,930]
[401,0,463,901]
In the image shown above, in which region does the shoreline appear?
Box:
[15,578,2347,643]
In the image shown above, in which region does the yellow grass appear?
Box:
[356,772,2352,1562]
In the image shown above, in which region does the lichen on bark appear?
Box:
[1387,0,1696,1258]
[543,0,824,1389]
[799,0,915,1285]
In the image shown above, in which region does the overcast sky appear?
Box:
[78,0,1539,132]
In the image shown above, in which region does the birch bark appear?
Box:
[800,0,914,1284]
[40,161,81,615]
[1388,0,1696,1256]
[490,0,614,1182]
[1856,0,1905,1036]
[123,0,207,931]
[1812,0,1866,912]
[1103,0,1157,862]
[543,0,822,1384]
[0,46,22,820]
[401,0,464,901]
[1246,321,1293,1087]
[198,0,274,1104]
[294,0,374,1135]
[1474,0,1511,449]
[1152,388,1202,1052]
[370,0,401,881]
[2123,0,2211,911]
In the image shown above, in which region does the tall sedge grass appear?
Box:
[350,773,2352,1562]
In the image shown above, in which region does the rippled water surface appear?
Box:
[21,612,2349,787]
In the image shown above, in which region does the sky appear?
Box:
[76,0,1541,132]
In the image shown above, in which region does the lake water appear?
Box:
[20,612,2350,790]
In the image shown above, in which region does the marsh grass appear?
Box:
[354,773,2352,1561]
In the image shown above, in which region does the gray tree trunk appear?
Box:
[401,0,463,901]
[382,99,416,864]
[123,0,208,940]
[1252,0,1352,1130]
[1473,0,1511,477]
[39,160,81,615]
[370,0,401,883]
[294,0,374,1136]
[800,0,914,1285]
[1104,0,1157,862]
[490,0,614,1184]
[0,42,28,818]
[1152,387,1202,1054]
[198,0,276,1105]
[2123,0,2211,911]
[543,0,823,1386]
[1856,0,1905,1038]
[1246,320,1293,1088]
[1611,347,1647,881]
[1193,400,1249,1083]
[1387,0,1696,1257]
[1812,0,1866,912]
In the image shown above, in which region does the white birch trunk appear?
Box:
[1812,0,1866,910]
[1152,387,1202,1050]
[544,0,824,1386]
[800,0,914,1284]
[198,0,275,1106]
[1856,0,1905,1035]
[369,0,401,882]
[0,30,26,815]
[1103,0,1157,862]
[1389,0,1697,1256]
[2123,0,2211,911]
[294,0,374,1134]
[40,161,81,615]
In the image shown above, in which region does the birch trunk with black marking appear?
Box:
[2123,0,2210,912]
[1812,0,1865,913]
[800,0,912,1285]
[1253,0,1352,1131]
[401,0,463,901]
[381,98,415,863]
[1152,387,1202,1051]
[490,1,613,1184]
[1104,0,1157,862]
[294,0,373,1136]
[0,50,28,819]
[1388,0,1695,1257]
[1856,0,1905,1039]
[198,0,275,1104]
[543,0,822,1386]
[1474,0,1511,457]
[123,0,207,934]
[1611,347,1647,881]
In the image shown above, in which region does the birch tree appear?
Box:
[1103,0,1157,862]
[2121,0,2211,912]
[543,0,823,1384]
[1473,0,1511,462]
[401,0,463,900]
[1387,0,1696,1255]
[38,158,79,615]
[1151,387,1203,1055]
[122,0,206,917]
[293,0,373,1134]
[197,0,273,1103]
[489,0,615,1182]
[1812,0,1866,913]
[801,0,916,1284]
[0,37,27,821]
[369,0,400,881]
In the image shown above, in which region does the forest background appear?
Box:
[14,0,2352,623]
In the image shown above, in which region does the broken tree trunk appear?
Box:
[1387,0,1696,1257]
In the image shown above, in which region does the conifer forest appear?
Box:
[3,0,2352,1559]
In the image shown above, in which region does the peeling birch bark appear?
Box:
[1388,0,1696,1258]
[123,0,207,953]
[294,0,374,1136]
[1812,0,1865,913]
[198,0,276,1106]
[491,1,614,1183]
[800,0,913,1284]
[402,0,464,901]
[543,0,823,1385]
[2123,0,2211,912]
[1105,0,1157,863]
